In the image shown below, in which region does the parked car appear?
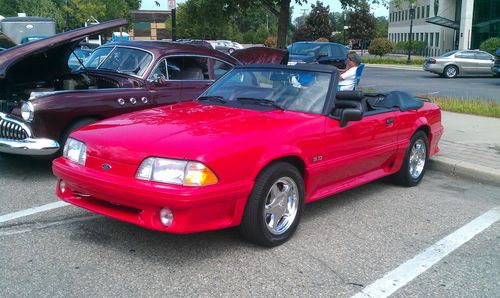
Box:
[492,48,500,77]
[0,47,5,52]
[53,64,443,246]
[287,42,349,69]
[213,40,243,54]
[423,50,495,78]
[0,19,287,157]
[67,48,92,70]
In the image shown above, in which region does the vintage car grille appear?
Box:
[0,118,29,140]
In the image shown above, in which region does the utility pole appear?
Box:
[168,0,176,41]
[66,0,70,31]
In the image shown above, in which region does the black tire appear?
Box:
[239,162,305,247]
[59,118,98,153]
[443,65,458,78]
[392,130,429,187]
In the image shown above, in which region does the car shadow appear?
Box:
[0,154,53,179]
[64,177,396,265]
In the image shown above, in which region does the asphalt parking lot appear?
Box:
[1,155,499,297]
[361,67,500,102]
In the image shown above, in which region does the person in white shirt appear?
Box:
[338,54,361,91]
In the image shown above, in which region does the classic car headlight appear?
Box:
[63,138,87,165]
[136,157,218,186]
[21,101,34,122]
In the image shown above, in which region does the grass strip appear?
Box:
[428,96,500,118]
[362,57,425,66]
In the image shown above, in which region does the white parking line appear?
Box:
[0,201,70,224]
[351,205,500,298]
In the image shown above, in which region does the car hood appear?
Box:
[72,101,313,165]
[0,19,127,83]
[231,47,288,65]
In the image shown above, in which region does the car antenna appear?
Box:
[70,48,90,74]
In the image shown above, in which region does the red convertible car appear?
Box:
[0,19,286,157]
[53,64,443,246]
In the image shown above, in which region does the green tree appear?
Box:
[346,0,376,41]
[480,37,500,55]
[0,0,18,16]
[375,16,388,38]
[305,1,332,40]
[368,37,393,56]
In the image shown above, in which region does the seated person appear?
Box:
[338,54,361,91]
[339,51,358,74]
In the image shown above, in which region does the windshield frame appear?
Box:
[83,45,155,79]
[199,66,335,115]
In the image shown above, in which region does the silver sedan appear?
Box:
[423,50,494,78]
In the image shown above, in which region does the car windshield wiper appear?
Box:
[198,95,228,104]
[236,97,285,111]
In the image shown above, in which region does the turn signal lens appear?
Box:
[184,162,219,186]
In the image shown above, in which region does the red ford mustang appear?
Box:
[53,64,443,246]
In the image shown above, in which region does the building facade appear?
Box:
[388,0,500,56]
[128,10,171,41]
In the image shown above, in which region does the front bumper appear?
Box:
[0,112,59,156]
[53,157,254,234]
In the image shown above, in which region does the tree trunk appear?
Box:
[276,0,291,49]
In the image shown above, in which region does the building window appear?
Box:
[405,10,408,20]
[417,7,420,18]
[425,32,428,44]
[435,33,439,47]
[420,32,424,41]
[426,5,430,18]
[430,33,434,46]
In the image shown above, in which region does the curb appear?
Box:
[365,64,423,71]
[429,156,500,186]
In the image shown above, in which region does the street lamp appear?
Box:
[343,13,347,45]
[406,2,417,64]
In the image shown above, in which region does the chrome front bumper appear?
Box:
[0,112,60,156]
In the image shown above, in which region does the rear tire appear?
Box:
[392,131,429,187]
[239,162,304,247]
[443,65,458,78]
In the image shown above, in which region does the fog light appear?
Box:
[159,207,173,227]
[59,180,66,193]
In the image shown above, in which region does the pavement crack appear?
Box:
[0,214,98,236]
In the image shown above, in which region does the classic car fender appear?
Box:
[30,88,153,141]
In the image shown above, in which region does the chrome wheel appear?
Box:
[263,177,299,235]
[409,139,426,179]
[445,66,457,78]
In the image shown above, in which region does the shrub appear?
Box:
[480,37,500,55]
[316,37,329,42]
[393,40,427,55]
[368,38,393,56]
[264,36,277,48]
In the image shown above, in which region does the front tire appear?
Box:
[443,65,458,78]
[239,162,304,247]
[392,131,429,187]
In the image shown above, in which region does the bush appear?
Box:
[393,40,427,55]
[264,36,277,48]
[480,37,500,55]
[316,37,329,42]
[362,57,425,65]
[368,38,393,56]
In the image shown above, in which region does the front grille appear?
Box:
[0,118,29,140]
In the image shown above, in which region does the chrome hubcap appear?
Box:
[409,139,426,179]
[263,177,299,235]
[447,67,456,77]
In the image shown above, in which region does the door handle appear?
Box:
[386,119,394,125]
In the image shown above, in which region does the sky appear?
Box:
[140,0,389,19]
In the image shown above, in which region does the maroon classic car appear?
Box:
[0,19,287,157]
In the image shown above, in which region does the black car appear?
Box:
[287,42,348,68]
[492,48,500,77]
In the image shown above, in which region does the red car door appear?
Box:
[323,111,399,184]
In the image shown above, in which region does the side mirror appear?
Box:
[340,108,363,127]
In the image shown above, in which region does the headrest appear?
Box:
[336,91,365,101]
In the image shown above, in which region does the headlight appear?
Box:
[21,101,34,122]
[136,157,218,186]
[63,138,87,165]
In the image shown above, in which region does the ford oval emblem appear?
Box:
[102,163,112,170]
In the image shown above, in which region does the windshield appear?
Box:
[288,43,321,56]
[202,68,331,114]
[84,46,153,76]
